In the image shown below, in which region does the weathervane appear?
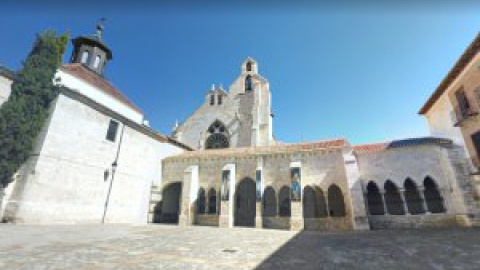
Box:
[95,18,106,40]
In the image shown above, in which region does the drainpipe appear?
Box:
[102,122,125,223]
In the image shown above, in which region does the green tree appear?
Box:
[0,30,68,188]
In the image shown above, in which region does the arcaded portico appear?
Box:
[146,57,480,231]
[151,140,366,231]
[149,137,474,231]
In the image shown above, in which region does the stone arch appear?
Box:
[384,180,405,215]
[158,182,182,223]
[366,181,384,215]
[197,187,206,214]
[246,61,252,72]
[208,187,217,214]
[205,120,230,149]
[303,186,317,218]
[234,177,256,227]
[404,178,425,215]
[278,186,291,217]
[327,184,346,217]
[424,176,446,213]
[262,186,277,217]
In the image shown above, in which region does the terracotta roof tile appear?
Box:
[60,63,143,114]
[354,137,452,154]
[167,138,348,160]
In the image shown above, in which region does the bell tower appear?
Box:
[70,19,113,76]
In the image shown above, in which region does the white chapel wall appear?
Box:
[0,75,12,107]
[4,93,184,224]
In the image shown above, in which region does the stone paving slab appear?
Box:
[0,225,480,269]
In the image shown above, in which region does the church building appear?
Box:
[151,48,480,231]
[0,25,189,224]
[1,25,480,231]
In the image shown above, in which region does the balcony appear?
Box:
[451,105,478,127]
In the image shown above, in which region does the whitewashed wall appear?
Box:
[2,93,184,224]
[0,75,12,107]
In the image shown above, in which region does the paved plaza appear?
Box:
[0,225,480,269]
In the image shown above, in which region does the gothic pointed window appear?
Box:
[245,75,253,92]
[205,120,229,149]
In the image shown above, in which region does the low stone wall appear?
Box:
[196,214,219,226]
[262,217,291,230]
[262,216,353,231]
[368,214,465,229]
[304,217,354,231]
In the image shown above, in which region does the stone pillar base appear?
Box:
[255,216,262,228]
[353,216,370,231]
[290,217,304,231]
[178,214,189,227]
[255,202,262,228]
[219,215,231,228]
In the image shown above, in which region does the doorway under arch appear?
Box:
[234,178,256,227]
[157,182,182,224]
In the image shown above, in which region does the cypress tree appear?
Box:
[0,30,68,188]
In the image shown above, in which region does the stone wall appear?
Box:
[154,144,357,231]
[174,59,273,149]
[368,214,464,229]
[196,214,219,226]
[356,143,472,227]
[1,93,184,224]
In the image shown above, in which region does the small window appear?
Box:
[245,75,253,92]
[81,51,90,64]
[106,120,119,142]
[218,95,222,105]
[246,61,252,71]
[472,131,480,159]
[210,95,214,105]
[93,55,101,69]
[455,88,471,116]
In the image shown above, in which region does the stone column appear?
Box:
[399,189,409,215]
[342,149,370,230]
[219,164,236,228]
[418,187,430,214]
[255,202,262,228]
[179,165,199,227]
[290,201,304,231]
[381,191,389,215]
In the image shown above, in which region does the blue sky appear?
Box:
[2,2,480,144]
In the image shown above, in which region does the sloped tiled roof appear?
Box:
[59,63,143,114]
[353,137,452,154]
[419,33,480,114]
[166,138,348,160]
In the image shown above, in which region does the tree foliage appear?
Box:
[0,30,68,188]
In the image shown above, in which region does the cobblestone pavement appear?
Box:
[0,225,480,270]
